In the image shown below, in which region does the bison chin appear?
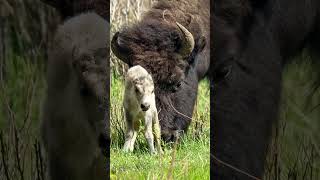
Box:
[161,117,190,143]
[153,63,199,143]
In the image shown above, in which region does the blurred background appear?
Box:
[0,0,60,179]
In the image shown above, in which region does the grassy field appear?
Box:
[110,72,210,179]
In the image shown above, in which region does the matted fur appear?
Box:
[41,13,109,180]
[123,65,162,154]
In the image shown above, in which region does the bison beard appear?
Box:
[112,0,209,142]
[213,0,320,179]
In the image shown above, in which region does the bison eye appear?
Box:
[218,66,231,79]
[171,82,182,93]
[80,86,90,96]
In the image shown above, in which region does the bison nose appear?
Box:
[141,103,150,111]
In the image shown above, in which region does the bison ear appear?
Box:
[111,32,132,66]
[250,0,268,9]
[41,0,73,18]
[187,36,206,65]
[195,36,206,53]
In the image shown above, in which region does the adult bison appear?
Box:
[111,0,210,141]
[213,0,320,179]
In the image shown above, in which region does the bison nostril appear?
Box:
[140,104,150,111]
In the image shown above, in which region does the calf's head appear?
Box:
[126,65,155,112]
[49,12,109,114]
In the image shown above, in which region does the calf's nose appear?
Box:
[141,103,150,111]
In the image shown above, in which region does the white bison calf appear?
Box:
[41,13,109,180]
[123,65,162,154]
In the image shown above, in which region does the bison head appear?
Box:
[112,17,207,142]
[49,13,110,134]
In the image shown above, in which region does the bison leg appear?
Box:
[123,112,138,152]
[144,112,156,154]
[152,110,163,154]
[123,126,138,152]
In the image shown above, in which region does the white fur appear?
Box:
[123,65,162,154]
[41,13,109,180]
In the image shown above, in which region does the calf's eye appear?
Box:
[176,82,182,88]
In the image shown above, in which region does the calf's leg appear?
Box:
[123,112,138,152]
[144,112,156,153]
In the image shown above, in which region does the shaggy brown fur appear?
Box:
[112,0,210,141]
[41,13,109,180]
[115,0,209,88]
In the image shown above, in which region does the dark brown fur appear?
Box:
[41,0,109,20]
[213,0,320,179]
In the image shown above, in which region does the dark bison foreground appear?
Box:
[213,0,320,179]
[41,0,109,20]
[111,0,210,142]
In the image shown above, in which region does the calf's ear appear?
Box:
[111,32,132,66]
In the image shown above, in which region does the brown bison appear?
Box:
[111,0,210,141]
[213,0,320,179]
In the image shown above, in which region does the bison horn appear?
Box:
[176,22,195,57]
[111,32,130,65]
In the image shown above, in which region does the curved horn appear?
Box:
[111,32,130,64]
[176,22,195,57]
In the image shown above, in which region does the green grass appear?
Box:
[0,53,46,180]
[111,137,209,180]
[110,72,210,180]
[264,52,320,180]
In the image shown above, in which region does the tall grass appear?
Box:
[265,52,320,179]
[0,54,47,180]
[0,0,59,179]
